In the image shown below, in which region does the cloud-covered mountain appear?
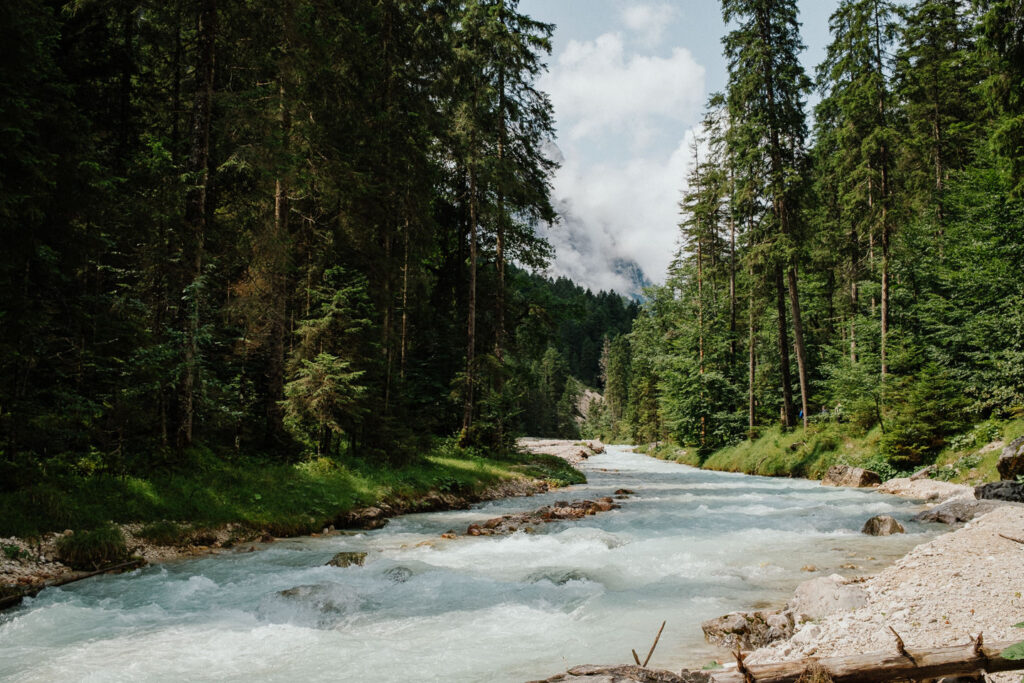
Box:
[538,196,652,298]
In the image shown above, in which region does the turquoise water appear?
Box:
[0,447,936,682]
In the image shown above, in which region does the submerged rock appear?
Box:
[975,481,1024,503]
[462,498,622,537]
[861,514,905,536]
[822,465,882,488]
[326,551,366,568]
[997,436,1024,480]
[702,609,795,649]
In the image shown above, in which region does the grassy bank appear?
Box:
[640,418,1024,483]
[0,440,584,539]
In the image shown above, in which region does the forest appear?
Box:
[590,0,1024,475]
[0,0,639,531]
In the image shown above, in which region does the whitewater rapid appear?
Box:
[0,447,937,682]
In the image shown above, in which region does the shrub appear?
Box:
[56,525,129,570]
[138,521,191,546]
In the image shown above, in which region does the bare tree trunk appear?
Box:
[177,0,216,450]
[266,78,290,446]
[462,168,478,433]
[787,263,810,429]
[775,266,794,429]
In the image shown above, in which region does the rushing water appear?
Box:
[0,447,938,682]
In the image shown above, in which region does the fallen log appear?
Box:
[708,638,1023,683]
[0,558,146,612]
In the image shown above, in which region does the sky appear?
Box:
[517,0,838,295]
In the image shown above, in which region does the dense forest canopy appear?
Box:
[3,0,1024,497]
[591,0,1024,470]
[0,0,638,492]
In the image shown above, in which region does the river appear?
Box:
[0,446,938,682]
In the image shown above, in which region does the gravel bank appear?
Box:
[747,503,1024,680]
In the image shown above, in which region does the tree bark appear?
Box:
[788,263,810,429]
[462,167,478,433]
[775,266,794,429]
[708,639,1022,683]
[176,0,216,450]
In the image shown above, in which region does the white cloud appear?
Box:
[540,33,705,146]
[541,132,698,294]
[534,13,708,292]
[621,3,677,45]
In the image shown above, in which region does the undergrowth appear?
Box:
[0,438,585,538]
[55,525,129,570]
[649,417,1024,483]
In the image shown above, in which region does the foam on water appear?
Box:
[0,447,938,682]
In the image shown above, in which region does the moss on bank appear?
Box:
[641,418,1024,483]
[0,440,584,538]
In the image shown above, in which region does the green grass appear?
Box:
[0,440,585,538]
[929,417,1024,485]
[649,417,1024,483]
[55,525,129,570]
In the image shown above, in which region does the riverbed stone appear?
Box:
[997,436,1024,480]
[530,665,712,683]
[326,551,366,568]
[975,481,1024,503]
[914,497,1002,524]
[701,609,795,649]
[822,465,882,488]
[788,573,868,620]
[861,514,905,535]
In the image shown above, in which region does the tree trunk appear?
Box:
[787,263,810,429]
[176,0,216,450]
[775,265,794,429]
[266,78,290,446]
[748,261,757,433]
[462,168,478,433]
[708,639,1022,683]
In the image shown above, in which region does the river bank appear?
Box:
[1,441,598,610]
[534,446,1024,682]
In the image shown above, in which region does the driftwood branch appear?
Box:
[631,649,641,666]
[643,621,667,667]
[998,533,1024,545]
[709,640,1024,683]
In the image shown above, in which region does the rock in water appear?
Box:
[701,609,795,649]
[861,514,905,535]
[915,497,1002,524]
[822,465,882,488]
[326,551,366,568]
[997,436,1024,480]
[975,481,1024,503]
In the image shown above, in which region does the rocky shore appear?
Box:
[0,475,550,611]
[536,450,1024,683]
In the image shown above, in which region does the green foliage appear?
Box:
[879,364,970,467]
[2,544,33,562]
[56,525,129,570]
[137,521,192,547]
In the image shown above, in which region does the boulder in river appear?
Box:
[915,497,1003,524]
[975,481,1024,503]
[788,573,868,620]
[701,609,795,649]
[821,465,882,488]
[326,551,366,568]
[996,436,1024,481]
[861,514,905,535]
